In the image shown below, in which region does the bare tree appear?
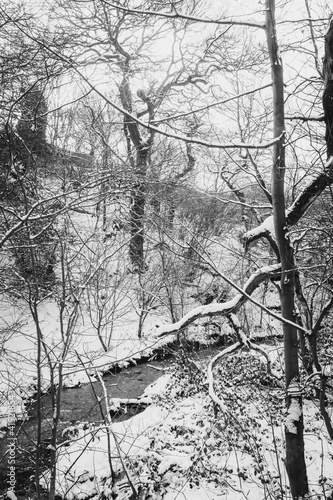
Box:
[2,0,333,498]
[150,1,333,497]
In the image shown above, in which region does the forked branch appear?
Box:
[244,157,333,248]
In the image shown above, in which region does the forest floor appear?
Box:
[1,213,333,498]
[39,340,333,500]
[1,300,332,499]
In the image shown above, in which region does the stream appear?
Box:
[0,344,221,496]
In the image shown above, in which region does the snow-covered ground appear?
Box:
[39,358,333,499]
[0,294,169,427]
[0,210,243,428]
[2,207,332,499]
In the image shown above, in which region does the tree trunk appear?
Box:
[323,20,333,159]
[129,176,146,272]
[265,1,309,497]
[120,63,151,272]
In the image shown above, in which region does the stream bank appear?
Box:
[0,341,223,498]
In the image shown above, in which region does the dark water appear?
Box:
[0,344,221,497]
[0,359,170,493]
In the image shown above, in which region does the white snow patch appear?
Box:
[41,405,168,499]
[164,481,226,499]
[157,450,192,474]
[245,215,275,240]
[285,399,302,434]
[139,373,172,403]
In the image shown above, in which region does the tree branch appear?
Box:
[245,157,333,247]
[285,114,325,122]
[157,263,309,337]
[151,83,272,124]
[100,0,266,29]
[9,18,280,151]
[207,313,272,423]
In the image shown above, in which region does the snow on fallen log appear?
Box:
[109,397,149,413]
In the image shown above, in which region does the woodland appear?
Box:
[1,0,333,499]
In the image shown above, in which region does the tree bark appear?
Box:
[323,20,333,158]
[129,155,147,272]
[119,61,153,272]
[265,1,308,497]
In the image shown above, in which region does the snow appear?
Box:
[244,215,275,241]
[285,399,302,434]
[163,481,226,499]
[0,202,242,426]
[139,373,172,403]
[40,405,169,499]
[1,188,333,500]
[0,295,168,427]
[157,451,192,475]
[157,295,241,336]
[41,356,293,499]
[2,297,333,500]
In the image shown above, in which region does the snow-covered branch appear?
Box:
[156,295,244,336]
[285,114,325,122]
[244,215,276,248]
[207,342,240,416]
[156,263,308,337]
[244,157,333,248]
[286,157,333,225]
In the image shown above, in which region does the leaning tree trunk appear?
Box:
[265,0,309,497]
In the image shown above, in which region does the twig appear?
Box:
[96,371,138,498]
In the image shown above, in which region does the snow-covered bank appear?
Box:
[40,404,169,499]
[0,290,221,428]
[44,360,333,500]
[0,296,170,428]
